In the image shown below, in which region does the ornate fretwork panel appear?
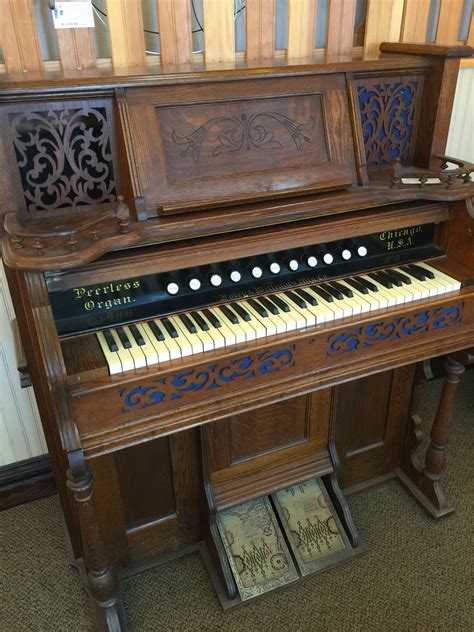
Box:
[9,106,117,214]
[357,78,421,168]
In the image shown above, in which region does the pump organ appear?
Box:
[1,43,474,630]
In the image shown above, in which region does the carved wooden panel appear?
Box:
[0,100,118,218]
[122,75,356,215]
[357,74,424,167]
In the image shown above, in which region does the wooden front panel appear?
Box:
[333,365,416,488]
[123,75,356,215]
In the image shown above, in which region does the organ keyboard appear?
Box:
[2,42,474,630]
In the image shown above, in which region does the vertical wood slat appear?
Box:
[246,0,276,60]
[287,0,317,59]
[400,0,430,43]
[468,6,474,46]
[1,0,43,73]
[435,0,464,45]
[364,0,404,57]
[105,0,146,68]
[156,0,193,66]
[326,0,357,57]
[202,0,235,63]
[55,0,96,70]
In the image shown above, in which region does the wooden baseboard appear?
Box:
[0,455,56,511]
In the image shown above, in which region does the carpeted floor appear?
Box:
[1,372,473,632]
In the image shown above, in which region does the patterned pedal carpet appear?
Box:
[1,372,473,632]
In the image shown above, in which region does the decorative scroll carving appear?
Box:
[10,107,116,213]
[327,302,464,355]
[358,80,418,167]
[119,345,296,413]
[172,112,314,163]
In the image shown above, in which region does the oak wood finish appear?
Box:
[55,0,96,71]
[2,45,474,629]
[287,0,317,60]
[326,0,357,57]
[400,0,431,44]
[202,0,235,64]
[1,0,43,74]
[105,0,147,69]
[155,0,193,67]
[246,0,276,61]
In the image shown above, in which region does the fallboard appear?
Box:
[119,75,356,216]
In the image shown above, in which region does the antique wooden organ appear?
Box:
[1,43,474,629]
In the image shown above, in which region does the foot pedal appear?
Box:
[271,477,354,576]
[216,496,299,601]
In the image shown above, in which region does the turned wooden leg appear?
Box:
[396,356,465,518]
[67,451,127,631]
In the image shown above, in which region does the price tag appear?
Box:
[52,2,94,29]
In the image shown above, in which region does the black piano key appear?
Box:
[231,302,251,321]
[203,309,221,328]
[331,280,353,298]
[311,285,334,303]
[192,311,210,331]
[322,283,344,300]
[259,296,279,315]
[104,330,118,352]
[382,270,403,287]
[401,265,426,281]
[389,269,412,285]
[345,277,369,295]
[248,298,268,318]
[285,291,307,309]
[180,313,197,334]
[408,263,435,279]
[296,288,317,305]
[354,275,379,292]
[149,320,165,342]
[369,271,393,289]
[116,326,132,349]
[220,305,239,324]
[270,295,291,312]
[129,324,145,346]
[162,317,179,338]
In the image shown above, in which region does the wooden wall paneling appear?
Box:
[202,0,235,63]
[287,0,317,59]
[55,0,96,71]
[105,0,147,68]
[1,0,43,73]
[435,0,464,45]
[326,0,357,57]
[467,6,474,46]
[155,0,193,66]
[246,0,276,61]
[400,0,430,43]
[363,0,404,57]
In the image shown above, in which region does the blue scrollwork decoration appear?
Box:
[358,80,418,167]
[327,302,464,356]
[120,345,296,414]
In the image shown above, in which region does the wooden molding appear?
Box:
[0,455,55,511]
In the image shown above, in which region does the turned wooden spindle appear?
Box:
[423,356,465,483]
[116,196,130,234]
[67,455,126,630]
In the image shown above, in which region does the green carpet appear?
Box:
[1,373,473,631]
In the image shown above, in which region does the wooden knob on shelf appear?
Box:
[116,195,130,234]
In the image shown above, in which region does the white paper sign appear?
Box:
[52,2,94,29]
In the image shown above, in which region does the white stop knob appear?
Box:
[341,249,352,261]
[188,278,201,291]
[166,282,179,295]
[323,253,334,265]
[209,274,222,287]
[269,262,281,274]
[251,266,263,279]
[307,256,317,268]
[357,246,368,257]
[229,270,241,283]
[288,259,299,271]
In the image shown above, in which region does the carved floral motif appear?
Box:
[358,80,418,167]
[10,107,116,213]
[172,112,314,163]
[119,345,296,413]
[327,303,464,355]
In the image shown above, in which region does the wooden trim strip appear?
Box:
[326,0,356,57]
[435,0,464,45]
[287,0,317,59]
[0,455,55,511]
[467,5,474,46]
[202,0,235,63]
[156,0,193,66]
[400,0,430,43]
[364,0,404,57]
[1,0,43,73]
[246,0,276,61]
[105,0,147,68]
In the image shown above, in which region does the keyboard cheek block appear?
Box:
[69,292,472,446]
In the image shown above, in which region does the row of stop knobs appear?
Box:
[165,246,368,295]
